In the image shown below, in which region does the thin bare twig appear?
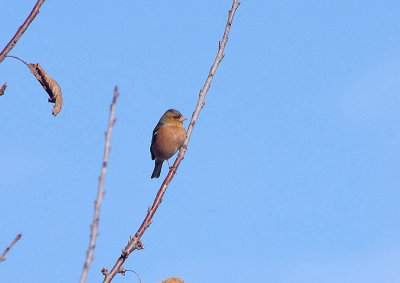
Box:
[0,83,6,96]
[102,1,240,282]
[5,55,29,67]
[0,234,22,263]
[121,268,142,283]
[79,87,119,283]
[0,0,46,64]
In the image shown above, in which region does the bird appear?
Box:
[150,109,187,178]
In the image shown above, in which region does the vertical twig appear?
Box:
[0,233,22,263]
[102,1,240,282]
[79,87,119,283]
[0,0,46,64]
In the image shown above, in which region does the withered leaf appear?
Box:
[160,278,184,283]
[28,63,63,116]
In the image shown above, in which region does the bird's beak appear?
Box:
[179,116,187,122]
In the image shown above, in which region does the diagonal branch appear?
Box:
[79,87,119,283]
[0,0,46,64]
[0,233,22,263]
[101,1,240,282]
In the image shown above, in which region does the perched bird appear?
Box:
[150,109,187,178]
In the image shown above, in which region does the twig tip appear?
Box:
[0,83,7,96]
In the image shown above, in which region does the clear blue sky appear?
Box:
[1,1,400,282]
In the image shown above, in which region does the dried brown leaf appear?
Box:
[28,63,63,116]
[0,83,6,96]
[160,278,184,283]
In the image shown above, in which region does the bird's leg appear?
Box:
[167,159,177,174]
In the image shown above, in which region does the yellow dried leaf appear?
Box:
[160,278,184,283]
[28,63,63,116]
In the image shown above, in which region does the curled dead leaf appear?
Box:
[0,83,7,96]
[28,63,63,116]
[160,278,184,283]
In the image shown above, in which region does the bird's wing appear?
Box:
[150,123,161,160]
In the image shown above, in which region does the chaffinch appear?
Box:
[150,109,187,178]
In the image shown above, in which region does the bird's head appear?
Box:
[160,109,187,125]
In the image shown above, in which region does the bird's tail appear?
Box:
[151,159,163,178]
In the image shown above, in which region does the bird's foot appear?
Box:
[169,166,177,174]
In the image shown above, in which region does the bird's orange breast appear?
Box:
[151,124,186,161]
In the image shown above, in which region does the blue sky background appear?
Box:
[1,1,400,282]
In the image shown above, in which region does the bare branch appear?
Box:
[102,1,240,282]
[0,233,22,263]
[79,87,119,283]
[0,0,46,64]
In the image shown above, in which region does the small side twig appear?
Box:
[79,87,119,283]
[121,268,142,283]
[0,83,7,96]
[102,1,240,282]
[0,233,22,263]
[0,0,46,64]
[5,55,29,67]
